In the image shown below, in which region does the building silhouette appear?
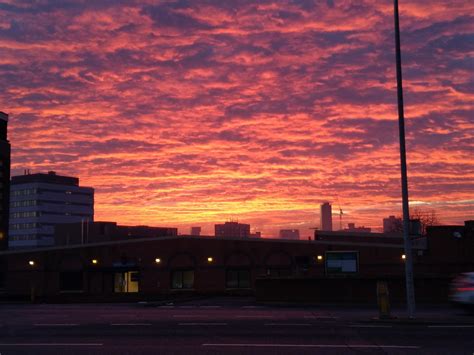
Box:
[190,227,201,236]
[383,215,402,233]
[0,112,10,250]
[54,221,177,246]
[9,171,94,249]
[250,231,262,238]
[215,221,250,238]
[320,202,332,231]
[279,229,300,240]
[345,223,371,233]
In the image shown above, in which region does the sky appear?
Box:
[0,0,473,236]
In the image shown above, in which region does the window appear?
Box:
[171,270,194,289]
[226,269,250,289]
[114,271,139,293]
[59,272,83,292]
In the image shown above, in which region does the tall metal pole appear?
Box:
[394,0,416,318]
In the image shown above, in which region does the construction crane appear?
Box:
[337,197,344,231]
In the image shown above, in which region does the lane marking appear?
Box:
[350,325,393,328]
[110,323,151,326]
[34,323,78,327]
[202,343,420,349]
[428,325,474,328]
[0,343,103,347]
[265,323,311,326]
[179,323,227,326]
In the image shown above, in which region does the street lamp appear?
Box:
[393,0,416,318]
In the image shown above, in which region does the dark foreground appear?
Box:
[0,298,473,354]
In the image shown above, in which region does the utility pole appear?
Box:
[394,0,416,318]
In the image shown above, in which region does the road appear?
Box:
[0,299,473,354]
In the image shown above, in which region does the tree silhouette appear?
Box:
[393,208,439,236]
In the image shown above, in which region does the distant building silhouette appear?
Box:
[383,215,402,233]
[215,221,250,238]
[54,221,177,246]
[320,202,332,231]
[344,223,371,233]
[0,112,10,250]
[279,229,300,240]
[9,171,94,249]
[190,227,201,236]
[250,231,261,238]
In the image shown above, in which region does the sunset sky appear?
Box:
[1,0,473,236]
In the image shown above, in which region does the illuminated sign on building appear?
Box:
[325,251,358,274]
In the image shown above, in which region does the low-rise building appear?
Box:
[54,221,178,246]
[0,221,471,303]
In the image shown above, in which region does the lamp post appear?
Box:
[393,0,416,318]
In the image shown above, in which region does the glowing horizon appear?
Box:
[1,0,473,236]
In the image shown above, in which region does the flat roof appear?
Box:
[11,172,80,186]
[0,111,8,122]
[0,234,411,256]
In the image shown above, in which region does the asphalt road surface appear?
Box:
[0,299,473,354]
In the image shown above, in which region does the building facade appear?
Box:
[9,171,94,249]
[215,221,250,238]
[0,112,10,250]
[0,221,472,303]
[320,202,332,231]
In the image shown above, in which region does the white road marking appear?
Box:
[179,323,227,326]
[350,325,393,328]
[110,323,151,326]
[34,323,78,327]
[202,343,420,349]
[428,325,474,328]
[0,343,103,347]
[265,323,311,326]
